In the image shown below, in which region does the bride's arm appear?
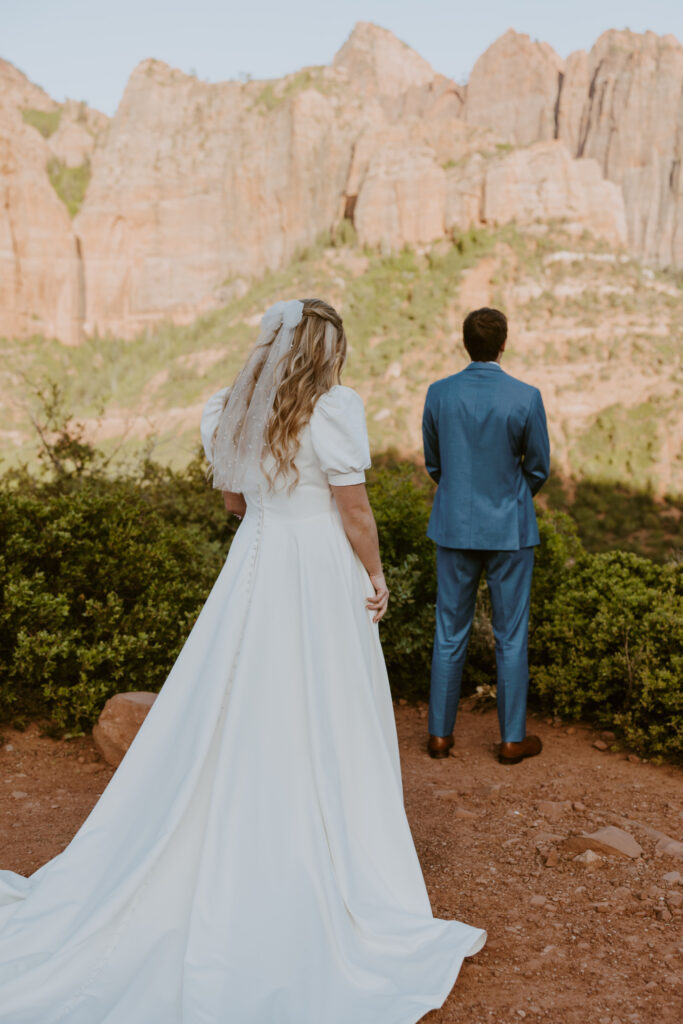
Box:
[331,483,389,622]
[223,491,247,518]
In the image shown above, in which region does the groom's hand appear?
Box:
[367,571,389,623]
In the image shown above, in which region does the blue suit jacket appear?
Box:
[422,363,550,550]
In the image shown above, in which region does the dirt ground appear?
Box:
[1,704,681,1023]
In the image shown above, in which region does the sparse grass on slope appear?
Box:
[47,157,91,217]
[22,107,61,138]
[1,223,681,557]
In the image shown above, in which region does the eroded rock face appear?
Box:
[464,29,564,146]
[75,59,364,337]
[466,28,683,266]
[73,25,470,337]
[1,23,682,341]
[0,97,83,345]
[481,141,627,245]
[0,60,106,344]
[92,691,158,766]
[562,30,683,267]
[48,99,108,168]
[332,20,436,98]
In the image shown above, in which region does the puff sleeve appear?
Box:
[310,385,372,486]
[200,387,229,464]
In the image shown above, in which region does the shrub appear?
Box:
[366,463,436,699]
[1,416,680,759]
[531,550,682,760]
[0,479,224,730]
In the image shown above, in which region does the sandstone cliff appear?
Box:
[465,29,564,145]
[464,28,683,267]
[0,23,681,341]
[71,23,631,338]
[0,59,107,344]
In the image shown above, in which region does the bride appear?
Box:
[0,298,485,1023]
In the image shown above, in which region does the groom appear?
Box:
[422,307,550,765]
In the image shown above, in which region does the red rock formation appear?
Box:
[465,28,683,266]
[0,62,84,345]
[561,30,683,267]
[0,60,106,344]
[464,29,564,145]
[0,23,680,341]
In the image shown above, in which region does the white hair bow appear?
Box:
[261,299,304,333]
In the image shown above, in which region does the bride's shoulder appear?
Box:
[312,385,365,419]
[309,386,370,480]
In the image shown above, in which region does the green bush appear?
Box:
[1,415,680,759]
[366,463,437,699]
[0,479,224,730]
[531,550,682,760]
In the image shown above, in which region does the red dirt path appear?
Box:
[1,704,681,1023]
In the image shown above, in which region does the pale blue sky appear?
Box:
[2,0,682,115]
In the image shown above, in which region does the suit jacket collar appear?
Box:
[464,361,504,372]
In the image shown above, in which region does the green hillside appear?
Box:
[2,223,681,558]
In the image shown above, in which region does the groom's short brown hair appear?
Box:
[463,307,508,361]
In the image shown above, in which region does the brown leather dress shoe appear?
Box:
[498,735,543,765]
[428,734,454,759]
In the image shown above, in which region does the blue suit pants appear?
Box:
[428,545,535,743]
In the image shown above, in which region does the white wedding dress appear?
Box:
[0,385,485,1023]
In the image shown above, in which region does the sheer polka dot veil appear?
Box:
[212,300,304,492]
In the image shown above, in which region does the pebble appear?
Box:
[666,892,683,909]
[544,849,560,867]
[530,894,547,907]
[593,740,608,751]
[655,835,683,860]
[656,907,673,922]
[612,886,632,900]
[573,801,587,811]
[566,826,642,859]
[537,800,572,822]
[601,730,616,742]
[592,902,611,913]
[3,744,14,752]
[565,727,576,735]
[11,790,28,799]
[534,830,565,845]
[77,756,85,764]
[574,849,602,868]
[627,754,640,764]
[475,783,503,799]
[662,871,681,885]
[452,807,478,820]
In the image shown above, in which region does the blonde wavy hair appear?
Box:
[214,298,347,489]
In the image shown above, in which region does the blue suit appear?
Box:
[422,362,550,742]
